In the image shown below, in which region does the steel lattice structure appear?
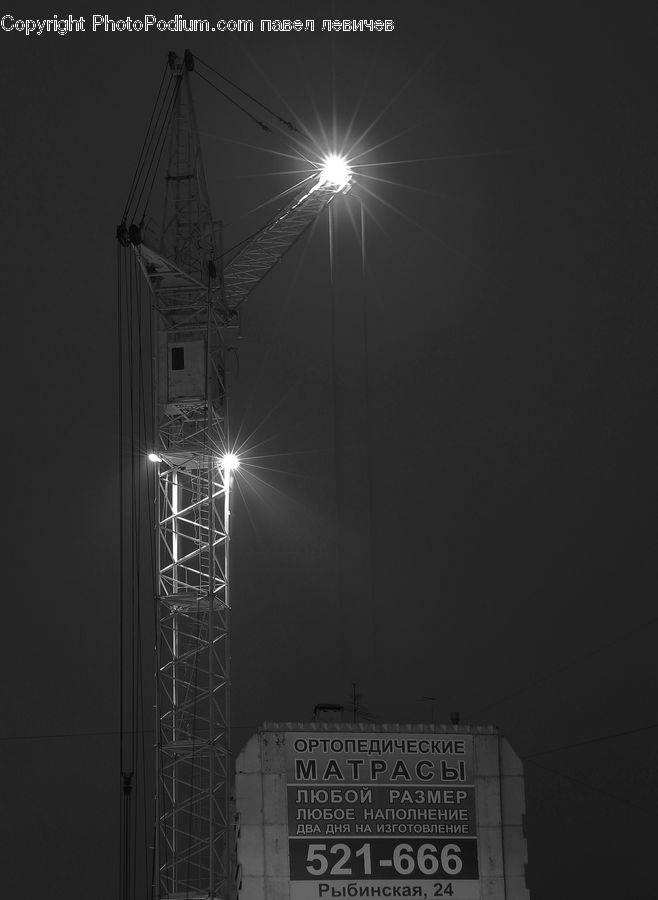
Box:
[154,452,232,899]
[122,49,351,900]
[222,178,352,311]
[135,59,232,900]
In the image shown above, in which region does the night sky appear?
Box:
[2,4,657,898]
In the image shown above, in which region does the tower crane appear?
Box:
[116,49,351,900]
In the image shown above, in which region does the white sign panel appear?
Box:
[285,733,479,900]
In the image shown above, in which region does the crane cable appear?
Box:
[118,239,157,900]
[190,52,317,170]
[127,249,141,900]
[138,75,182,225]
[118,241,136,900]
[194,68,272,133]
[119,65,181,238]
[122,72,176,226]
[193,53,299,133]
[121,60,172,223]
[134,250,154,899]
[117,240,129,900]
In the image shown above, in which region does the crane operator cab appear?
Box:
[168,339,205,401]
[158,330,226,452]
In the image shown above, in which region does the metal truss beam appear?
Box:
[222,179,348,311]
[144,65,232,900]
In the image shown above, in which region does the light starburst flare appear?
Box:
[319,153,353,189]
[219,452,241,471]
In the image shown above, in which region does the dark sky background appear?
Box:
[2,3,658,898]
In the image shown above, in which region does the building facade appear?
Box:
[235,723,529,900]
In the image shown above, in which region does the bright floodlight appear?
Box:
[220,452,240,471]
[320,154,352,189]
[148,452,162,462]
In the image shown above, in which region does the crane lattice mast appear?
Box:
[118,49,351,900]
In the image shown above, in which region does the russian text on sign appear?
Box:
[293,738,466,755]
[295,758,467,782]
[296,788,372,803]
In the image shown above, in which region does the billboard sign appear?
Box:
[285,732,479,900]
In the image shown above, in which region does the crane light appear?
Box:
[148,452,162,462]
[319,154,352,189]
[219,452,240,471]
